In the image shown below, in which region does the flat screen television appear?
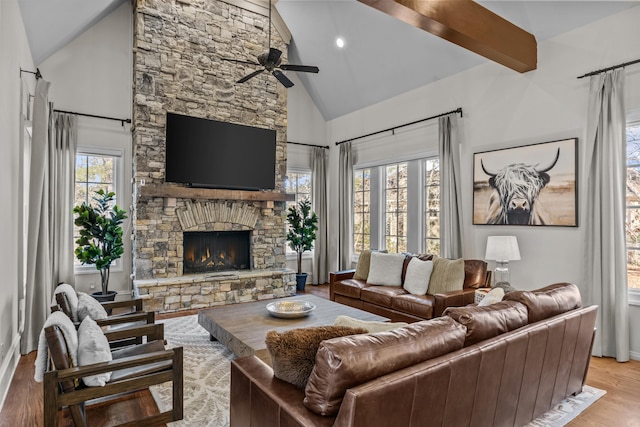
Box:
[165,113,276,190]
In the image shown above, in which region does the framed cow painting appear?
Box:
[473,138,578,226]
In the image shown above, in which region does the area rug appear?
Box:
[151,315,605,427]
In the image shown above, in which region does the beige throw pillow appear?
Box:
[402,257,433,296]
[367,252,405,286]
[427,257,465,295]
[353,250,372,280]
[77,317,112,386]
[334,315,408,333]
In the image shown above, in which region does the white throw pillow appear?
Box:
[402,257,434,296]
[334,315,408,333]
[478,287,505,306]
[77,317,112,386]
[77,292,108,321]
[367,252,405,286]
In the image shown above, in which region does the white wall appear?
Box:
[0,0,35,411]
[286,73,329,283]
[38,3,133,295]
[319,6,640,355]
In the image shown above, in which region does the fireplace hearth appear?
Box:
[183,231,250,274]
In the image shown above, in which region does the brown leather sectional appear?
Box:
[330,256,491,322]
[230,283,597,427]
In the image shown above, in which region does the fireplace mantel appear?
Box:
[139,184,295,202]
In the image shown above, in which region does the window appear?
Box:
[424,158,440,255]
[626,122,640,290]
[385,163,408,253]
[353,169,371,254]
[284,170,312,254]
[74,149,121,270]
[353,158,440,258]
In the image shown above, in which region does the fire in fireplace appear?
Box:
[183,231,250,274]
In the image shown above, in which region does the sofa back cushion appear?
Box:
[503,282,582,323]
[463,259,489,288]
[303,316,466,416]
[444,300,528,346]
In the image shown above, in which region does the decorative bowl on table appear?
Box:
[266,300,316,319]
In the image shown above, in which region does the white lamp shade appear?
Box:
[485,236,521,262]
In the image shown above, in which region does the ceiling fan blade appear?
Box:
[279,64,319,73]
[237,69,265,84]
[267,48,282,65]
[221,57,260,66]
[272,70,294,88]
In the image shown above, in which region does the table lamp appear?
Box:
[485,236,520,285]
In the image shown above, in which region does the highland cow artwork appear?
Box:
[473,138,578,226]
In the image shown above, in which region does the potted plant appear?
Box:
[73,189,127,302]
[285,199,318,291]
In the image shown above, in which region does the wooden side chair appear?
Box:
[53,291,155,347]
[43,321,183,427]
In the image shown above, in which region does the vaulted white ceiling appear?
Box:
[18,0,640,120]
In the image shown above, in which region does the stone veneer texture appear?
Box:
[132,0,289,281]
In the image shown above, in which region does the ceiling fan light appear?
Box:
[336,38,345,48]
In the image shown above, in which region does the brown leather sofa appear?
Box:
[330,256,491,322]
[230,283,596,427]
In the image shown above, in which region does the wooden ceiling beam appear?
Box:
[358,0,537,73]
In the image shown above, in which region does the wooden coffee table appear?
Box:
[198,294,388,365]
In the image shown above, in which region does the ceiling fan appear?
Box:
[221,0,319,88]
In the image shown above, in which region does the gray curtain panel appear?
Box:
[312,147,328,284]
[51,113,77,286]
[338,142,354,270]
[438,114,463,259]
[582,69,629,362]
[21,84,77,354]
[22,79,53,354]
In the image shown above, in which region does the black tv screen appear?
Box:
[165,113,276,190]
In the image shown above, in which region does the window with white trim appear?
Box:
[625,122,640,291]
[74,149,122,271]
[284,170,312,255]
[353,157,440,257]
[424,158,441,255]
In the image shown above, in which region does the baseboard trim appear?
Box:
[630,350,640,361]
[0,333,21,414]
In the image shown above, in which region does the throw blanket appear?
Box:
[34,311,78,382]
[53,283,79,322]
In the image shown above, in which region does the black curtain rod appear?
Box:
[287,141,330,149]
[54,109,132,127]
[20,67,42,80]
[334,107,463,146]
[577,58,640,79]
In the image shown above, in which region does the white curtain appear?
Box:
[51,112,77,285]
[582,69,629,362]
[311,147,328,284]
[338,142,354,270]
[21,81,77,354]
[438,114,463,259]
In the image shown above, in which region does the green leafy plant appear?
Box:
[286,199,318,275]
[73,189,127,295]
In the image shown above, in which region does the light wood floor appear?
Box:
[1,284,638,426]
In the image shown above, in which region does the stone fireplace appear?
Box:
[130,0,296,312]
[183,230,251,274]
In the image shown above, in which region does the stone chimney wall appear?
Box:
[132,0,289,281]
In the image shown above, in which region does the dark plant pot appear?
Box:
[91,290,117,303]
[296,273,308,291]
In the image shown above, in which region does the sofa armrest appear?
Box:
[231,356,335,427]
[433,288,477,317]
[329,269,356,301]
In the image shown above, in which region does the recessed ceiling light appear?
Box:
[336,38,345,48]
